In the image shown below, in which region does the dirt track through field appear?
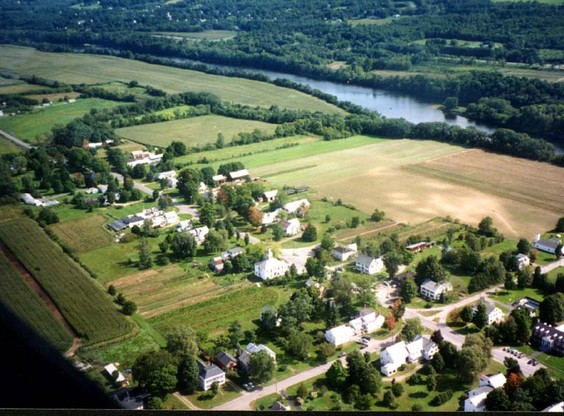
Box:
[0,241,82,356]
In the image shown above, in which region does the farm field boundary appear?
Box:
[0,219,134,345]
[50,214,113,254]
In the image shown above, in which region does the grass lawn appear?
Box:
[546,266,564,282]
[182,381,242,409]
[489,287,545,306]
[116,115,278,149]
[0,45,342,113]
[162,394,190,410]
[0,98,121,142]
[0,81,51,94]
[535,352,564,379]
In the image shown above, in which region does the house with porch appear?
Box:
[280,218,301,236]
[355,253,384,275]
[420,279,453,301]
[197,361,226,391]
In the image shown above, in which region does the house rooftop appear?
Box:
[197,361,224,379]
[216,351,236,367]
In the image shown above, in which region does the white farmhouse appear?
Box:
[325,325,355,346]
[247,343,277,362]
[473,300,504,325]
[189,226,210,245]
[464,373,506,412]
[380,341,409,376]
[380,336,438,376]
[280,218,301,236]
[332,243,357,261]
[197,361,226,391]
[262,209,281,225]
[262,190,278,202]
[104,363,126,384]
[283,199,311,214]
[420,279,453,301]
[254,249,289,280]
[355,253,384,275]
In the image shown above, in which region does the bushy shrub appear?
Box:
[431,390,453,406]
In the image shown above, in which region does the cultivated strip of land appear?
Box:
[0,219,134,345]
[0,244,74,352]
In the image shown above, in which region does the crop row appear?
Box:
[0,251,73,351]
[0,219,134,345]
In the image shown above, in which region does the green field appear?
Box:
[116,115,279,148]
[0,81,51,95]
[149,286,287,336]
[0,98,121,142]
[0,250,73,351]
[0,136,22,154]
[0,219,134,345]
[0,45,343,114]
[50,214,114,253]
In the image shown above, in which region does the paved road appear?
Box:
[540,259,564,274]
[0,128,33,150]
[172,198,200,220]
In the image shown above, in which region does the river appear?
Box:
[168,57,496,133]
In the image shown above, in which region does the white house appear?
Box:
[464,386,493,412]
[420,279,453,301]
[348,317,363,335]
[197,361,226,391]
[189,226,210,245]
[332,243,358,261]
[479,373,506,389]
[212,174,227,185]
[355,253,384,275]
[532,234,564,255]
[485,303,504,325]
[515,253,530,270]
[104,363,126,384]
[283,199,311,214]
[157,170,178,187]
[177,220,193,232]
[254,249,289,280]
[151,211,179,228]
[405,336,439,362]
[325,325,355,346]
[363,313,385,334]
[280,218,301,236]
[262,190,278,203]
[380,341,409,376]
[380,336,437,376]
[228,169,251,182]
[464,373,506,412]
[262,209,280,225]
[127,151,163,167]
[247,343,277,362]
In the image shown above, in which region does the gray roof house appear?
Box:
[237,350,252,372]
[197,361,226,391]
[221,247,244,261]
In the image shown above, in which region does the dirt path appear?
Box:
[173,392,199,410]
[340,221,398,241]
[0,241,82,357]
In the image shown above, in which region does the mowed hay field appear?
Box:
[0,45,343,113]
[0,250,73,351]
[245,137,562,238]
[50,215,113,254]
[149,285,284,336]
[116,115,278,148]
[0,98,121,142]
[0,219,134,345]
[110,264,248,318]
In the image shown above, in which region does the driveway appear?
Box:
[110,172,154,196]
[280,245,318,274]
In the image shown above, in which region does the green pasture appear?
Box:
[0,250,73,351]
[0,98,121,143]
[116,115,278,148]
[0,45,343,113]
